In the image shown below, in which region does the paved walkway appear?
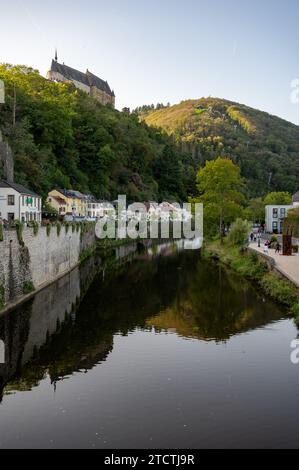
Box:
[250,243,299,287]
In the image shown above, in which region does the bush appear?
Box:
[260,274,299,306]
[269,235,278,248]
[11,220,24,246]
[292,303,299,320]
[23,281,35,295]
[227,219,251,247]
[230,253,268,280]
[28,221,39,236]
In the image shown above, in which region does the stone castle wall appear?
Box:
[0,224,96,307]
[90,86,115,107]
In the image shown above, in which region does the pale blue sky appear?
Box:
[1,0,299,123]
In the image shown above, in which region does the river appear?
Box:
[0,241,298,449]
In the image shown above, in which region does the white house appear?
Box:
[265,205,293,233]
[0,181,42,223]
[265,192,299,233]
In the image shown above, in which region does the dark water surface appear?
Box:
[0,242,298,449]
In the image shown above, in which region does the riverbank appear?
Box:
[249,243,299,288]
[203,241,299,321]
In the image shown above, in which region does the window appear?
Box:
[8,213,15,222]
[8,195,15,206]
[280,208,286,218]
[273,208,278,219]
[272,221,278,231]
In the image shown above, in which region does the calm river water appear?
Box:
[0,242,298,449]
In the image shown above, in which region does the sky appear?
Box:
[1,0,299,123]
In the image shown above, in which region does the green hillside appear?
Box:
[143,98,299,196]
[0,65,198,202]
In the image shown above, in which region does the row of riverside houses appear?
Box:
[0,181,106,224]
[47,189,107,219]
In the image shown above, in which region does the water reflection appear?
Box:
[0,241,287,400]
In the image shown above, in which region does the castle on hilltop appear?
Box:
[47,52,115,107]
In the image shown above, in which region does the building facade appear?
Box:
[265,193,299,233]
[47,58,115,107]
[0,181,42,223]
[265,205,293,233]
[48,189,108,220]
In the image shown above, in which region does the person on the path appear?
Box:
[275,242,281,254]
[263,241,269,255]
[250,233,254,243]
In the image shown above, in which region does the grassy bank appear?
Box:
[203,241,299,322]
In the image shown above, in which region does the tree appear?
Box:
[154,145,184,200]
[264,192,292,206]
[227,219,251,247]
[245,197,265,223]
[195,158,245,241]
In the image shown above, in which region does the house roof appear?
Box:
[56,189,89,200]
[51,60,113,96]
[0,180,40,197]
[52,196,67,205]
[86,70,113,95]
[293,192,299,203]
[51,60,89,86]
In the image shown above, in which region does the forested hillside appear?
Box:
[0,65,198,202]
[143,98,299,196]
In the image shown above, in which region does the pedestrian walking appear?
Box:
[263,241,269,255]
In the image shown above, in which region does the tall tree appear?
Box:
[195,158,245,241]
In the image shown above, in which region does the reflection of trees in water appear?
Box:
[148,259,286,342]
[0,248,287,396]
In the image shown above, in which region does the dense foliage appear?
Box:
[263,192,292,205]
[194,158,246,239]
[0,65,197,202]
[143,98,299,196]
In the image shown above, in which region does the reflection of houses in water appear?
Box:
[0,256,101,400]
